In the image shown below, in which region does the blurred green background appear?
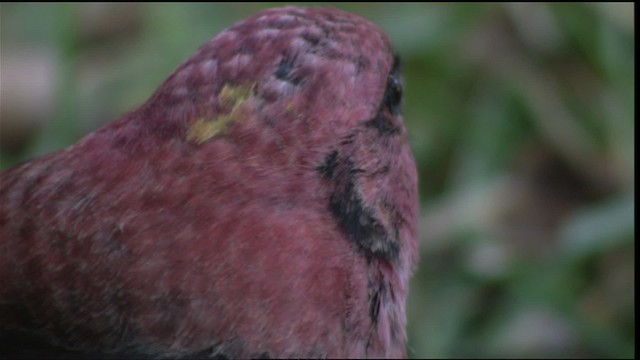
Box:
[0,3,634,358]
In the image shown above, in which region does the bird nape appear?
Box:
[0,6,419,359]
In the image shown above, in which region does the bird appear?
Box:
[0,6,418,359]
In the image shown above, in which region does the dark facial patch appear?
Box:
[317,151,399,260]
[316,150,339,179]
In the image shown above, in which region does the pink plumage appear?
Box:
[0,6,418,358]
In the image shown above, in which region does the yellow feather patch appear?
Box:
[186,83,255,144]
[219,83,254,110]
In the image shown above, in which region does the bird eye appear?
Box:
[382,56,402,115]
[383,75,402,115]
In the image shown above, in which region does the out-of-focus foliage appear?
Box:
[0,3,634,358]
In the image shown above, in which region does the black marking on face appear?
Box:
[317,150,339,179]
[317,151,399,260]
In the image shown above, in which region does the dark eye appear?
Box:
[383,75,402,115]
[382,55,402,115]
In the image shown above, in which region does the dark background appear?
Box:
[1,3,634,358]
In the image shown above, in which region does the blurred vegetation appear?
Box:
[0,3,634,358]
